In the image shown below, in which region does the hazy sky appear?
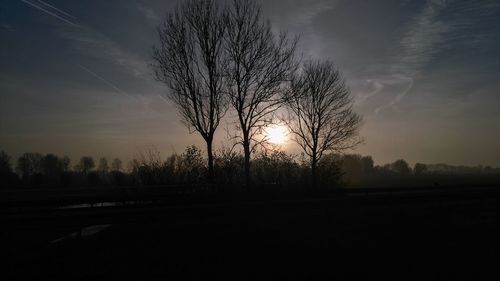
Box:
[1,0,500,166]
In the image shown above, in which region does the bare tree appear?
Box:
[60,156,71,172]
[111,158,123,172]
[77,156,95,175]
[0,151,13,174]
[40,154,62,179]
[16,152,43,180]
[287,60,362,188]
[97,157,109,174]
[152,0,228,182]
[224,0,298,188]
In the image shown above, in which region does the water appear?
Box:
[59,200,153,209]
[51,224,112,243]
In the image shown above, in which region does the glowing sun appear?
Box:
[265,125,289,145]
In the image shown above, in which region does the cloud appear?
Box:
[291,0,338,26]
[265,0,339,59]
[375,0,500,115]
[137,3,161,24]
[2,23,15,32]
[393,0,451,77]
[373,0,452,114]
[265,0,338,28]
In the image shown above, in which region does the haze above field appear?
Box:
[1,0,499,166]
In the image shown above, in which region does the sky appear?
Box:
[1,0,500,166]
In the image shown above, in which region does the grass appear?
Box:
[3,185,500,280]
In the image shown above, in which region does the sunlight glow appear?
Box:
[265,125,289,145]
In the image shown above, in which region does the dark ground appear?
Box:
[3,186,500,280]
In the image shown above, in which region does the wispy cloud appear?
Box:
[2,23,15,32]
[20,0,82,27]
[266,0,339,59]
[393,0,451,77]
[291,0,338,26]
[266,0,338,28]
[375,0,500,115]
[374,0,452,114]
[137,3,161,24]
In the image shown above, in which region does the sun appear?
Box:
[265,125,289,145]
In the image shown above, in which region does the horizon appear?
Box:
[3,145,500,171]
[1,0,500,167]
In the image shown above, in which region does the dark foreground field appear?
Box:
[3,186,500,280]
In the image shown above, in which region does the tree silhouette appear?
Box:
[59,156,71,172]
[361,156,374,174]
[414,163,427,175]
[224,0,297,188]
[77,156,95,175]
[180,145,206,183]
[16,152,43,180]
[0,150,13,174]
[0,151,19,187]
[111,158,123,172]
[152,0,228,183]
[341,154,365,185]
[40,154,62,179]
[391,159,411,175]
[214,146,244,185]
[286,60,362,188]
[97,157,109,174]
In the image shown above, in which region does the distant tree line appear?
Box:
[0,150,125,188]
[1,148,499,190]
[336,155,500,188]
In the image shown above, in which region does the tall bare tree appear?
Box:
[224,0,298,188]
[152,0,228,182]
[287,60,362,188]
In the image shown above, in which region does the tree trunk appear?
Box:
[206,137,214,184]
[243,136,251,191]
[311,154,318,189]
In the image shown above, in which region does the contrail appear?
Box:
[20,0,81,27]
[355,80,384,106]
[374,77,414,115]
[77,64,136,100]
[36,0,77,20]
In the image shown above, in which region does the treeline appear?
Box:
[1,147,500,190]
[0,147,337,189]
[338,155,500,188]
[0,150,124,188]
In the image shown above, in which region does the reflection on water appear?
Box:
[59,200,153,209]
[51,200,153,243]
[51,224,112,243]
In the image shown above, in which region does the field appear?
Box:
[3,186,500,280]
